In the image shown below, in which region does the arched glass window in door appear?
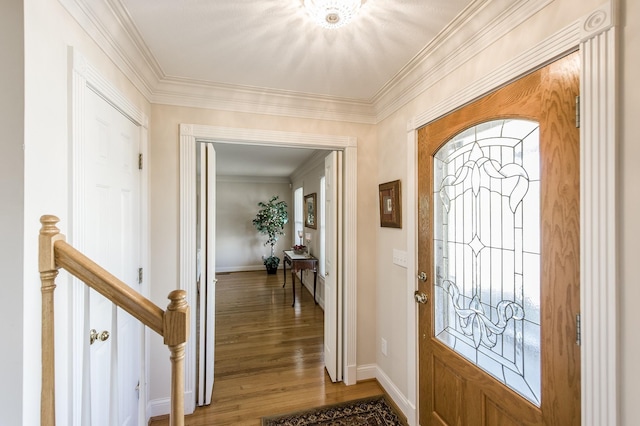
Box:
[433,119,541,405]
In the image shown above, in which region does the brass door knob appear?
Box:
[90,329,111,345]
[414,291,428,304]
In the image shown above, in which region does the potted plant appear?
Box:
[252,195,289,274]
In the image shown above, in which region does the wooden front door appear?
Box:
[417,52,580,425]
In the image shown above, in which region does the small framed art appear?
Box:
[379,180,401,228]
[304,192,317,229]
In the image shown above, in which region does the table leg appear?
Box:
[291,270,296,307]
[313,271,317,304]
[282,259,286,287]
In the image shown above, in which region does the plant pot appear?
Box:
[266,265,278,275]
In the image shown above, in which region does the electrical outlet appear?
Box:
[381,338,388,356]
[392,249,408,268]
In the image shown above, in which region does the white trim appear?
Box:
[356,364,417,425]
[579,3,617,425]
[373,0,553,123]
[405,124,419,426]
[215,265,279,273]
[376,367,414,425]
[216,175,292,184]
[61,0,550,124]
[146,390,194,420]
[405,3,617,425]
[356,364,377,381]
[180,124,359,401]
[69,46,150,425]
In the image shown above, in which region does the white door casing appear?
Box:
[70,47,150,426]
[179,125,359,406]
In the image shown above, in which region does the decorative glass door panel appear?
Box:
[433,119,541,405]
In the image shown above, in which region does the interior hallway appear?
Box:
[150,270,383,425]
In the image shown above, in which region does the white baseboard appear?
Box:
[147,397,170,420]
[375,366,417,426]
[356,364,377,381]
[216,264,278,273]
[147,391,195,421]
[354,365,417,426]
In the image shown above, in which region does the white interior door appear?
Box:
[85,88,141,426]
[324,151,343,382]
[197,143,216,406]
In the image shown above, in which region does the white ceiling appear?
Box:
[211,143,322,178]
[120,0,472,100]
[97,0,474,176]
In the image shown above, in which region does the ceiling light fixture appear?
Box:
[302,0,364,29]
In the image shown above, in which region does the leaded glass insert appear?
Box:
[433,119,541,406]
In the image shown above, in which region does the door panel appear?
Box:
[85,88,141,426]
[418,53,580,425]
[324,151,339,381]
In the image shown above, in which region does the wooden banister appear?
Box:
[39,215,189,426]
[53,240,164,335]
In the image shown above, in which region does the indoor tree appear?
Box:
[252,195,289,273]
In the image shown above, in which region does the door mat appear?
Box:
[261,395,406,425]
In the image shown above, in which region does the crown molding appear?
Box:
[216,175,292,184]
[58,0,157,100]
[152,78,377,124]
[61,0,550,125]
[180,124,356,150]
[372,0,553,123]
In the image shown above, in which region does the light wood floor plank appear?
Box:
[149,270,383,425]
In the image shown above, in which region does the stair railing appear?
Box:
[39,215,189,426]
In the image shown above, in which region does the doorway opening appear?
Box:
[179,124,358,412]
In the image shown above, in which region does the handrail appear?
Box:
[53,240,165,335]
[38,215,189,426]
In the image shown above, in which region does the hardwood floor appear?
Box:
[150,270,383,425]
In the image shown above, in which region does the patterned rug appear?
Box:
[261,395,406,425]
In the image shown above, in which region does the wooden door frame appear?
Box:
[404,3,617,426]
[69,46,150,426]
[179,124,359,414]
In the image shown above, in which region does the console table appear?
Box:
[283,250,318,307]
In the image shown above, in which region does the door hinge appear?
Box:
[575,95,580,128]
[138,267,143,284]
[138,153,143,170]
[576,313,581,346]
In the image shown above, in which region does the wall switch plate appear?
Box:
[393,249,408,268]
[381,338,388,356]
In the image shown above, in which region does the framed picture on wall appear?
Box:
[304,193,317,229]
[379,180,401,228]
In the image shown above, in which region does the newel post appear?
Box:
[164,289,190,426]
[39,215,65,426]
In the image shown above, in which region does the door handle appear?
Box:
[90,329,110,345]
[417,271,428,282]
[414,291,428,304]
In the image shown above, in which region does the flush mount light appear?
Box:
[302,0,365,29]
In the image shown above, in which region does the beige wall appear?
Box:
[216,178,293,272]
[0,1,24,424]
[291,156,327,303]
[619,0,639,423]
